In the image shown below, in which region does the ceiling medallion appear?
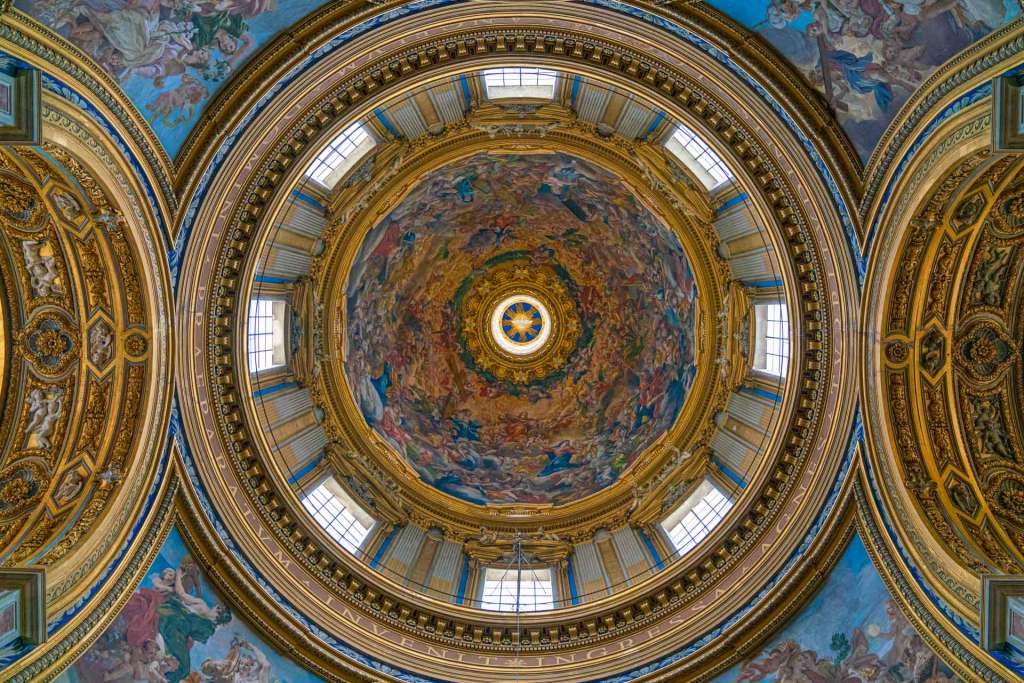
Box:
[492,294,550,355]
[459,258,581,385]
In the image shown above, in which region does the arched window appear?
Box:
[305,121,375,188]
[247,298,287,373]
[480,566,554,612]
[660,480,733,556]
[753,302,790,377]
[665,124,733,189]
[482,67,558,99]
[301,477,374,555]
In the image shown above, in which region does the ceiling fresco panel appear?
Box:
[16,0,334,158]
[705,0,1020,164]
[343,152,698,506]
[711,534,959,683]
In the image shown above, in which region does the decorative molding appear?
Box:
[172,15,856,681]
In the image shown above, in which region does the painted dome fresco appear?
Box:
[345,152,698,506]
[25,0,1024,677]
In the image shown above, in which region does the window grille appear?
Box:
[480,566,554,612]
[483,67,558,99]
[301,480,373,554]
[661,481,733,556]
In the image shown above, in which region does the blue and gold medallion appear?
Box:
[501,301,543,344]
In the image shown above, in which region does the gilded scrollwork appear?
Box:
[0,146,158,588]
[20,312,78,376]
[877,158,1024,583]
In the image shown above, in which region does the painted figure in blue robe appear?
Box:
[449,413,481,442]
[537,181,588,220]
[434,474,488,505]
[633,402,655,431]
[828,50,893,113]
[358,363,392,425]
[371,363,392,406]
[455,176,475,202]
[539,445,582,477]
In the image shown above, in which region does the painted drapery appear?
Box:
[53,527,325,683]
[706,0,1019,162]
[713,534,959,683]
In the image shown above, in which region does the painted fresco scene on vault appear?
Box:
[714,535,960,683]
[345,152,698,507]
[707,0,1019,161]
[54,528,324,683]
[18,0,332,156]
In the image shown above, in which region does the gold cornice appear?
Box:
[172,15,857,679]
[861,19,1024,227]
[1,11,176,220]
[0,100,172,662]
[860,97,1001,621]
[172,0,862,227]
[297,119,728,539]
[19,449,1015,682]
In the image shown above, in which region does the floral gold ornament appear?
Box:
[124,332,148,357]
[956,320,1017,381]
[459,258,581,385]
[20,313,78,376]
[0,462,46,520]
[0,173,44,227]
[990,182,1024,238]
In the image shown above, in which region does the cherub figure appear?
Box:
[25,387,64,450]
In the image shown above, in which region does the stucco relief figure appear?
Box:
[971,397,1015,460]
[25,387,64,450]
[55,469,85,504]
[21,240,64,297]
[52,190,82,221]
[89,321,115,367]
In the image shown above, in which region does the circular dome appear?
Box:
[344,152,698,506]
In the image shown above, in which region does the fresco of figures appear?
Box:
[345,152,698,506]
[715,535,960,683]
[17,0,331,156]
[707,0,1019,162]
[54,527,324,683]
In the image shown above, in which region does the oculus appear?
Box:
[460,258,580,385]
[494,295,548,353]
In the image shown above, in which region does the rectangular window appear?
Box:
[301,479,373,555]
[305,122,375,188]
[480,566,554,612]
[660,480,733,556]
[665,124,734,189]
[247,298,287,374]
[754,302,790,377]
[483,67,558,100]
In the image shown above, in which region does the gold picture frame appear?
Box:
[993,71,1024,151]
[981,575,1024,664]
[0,66,41,145]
